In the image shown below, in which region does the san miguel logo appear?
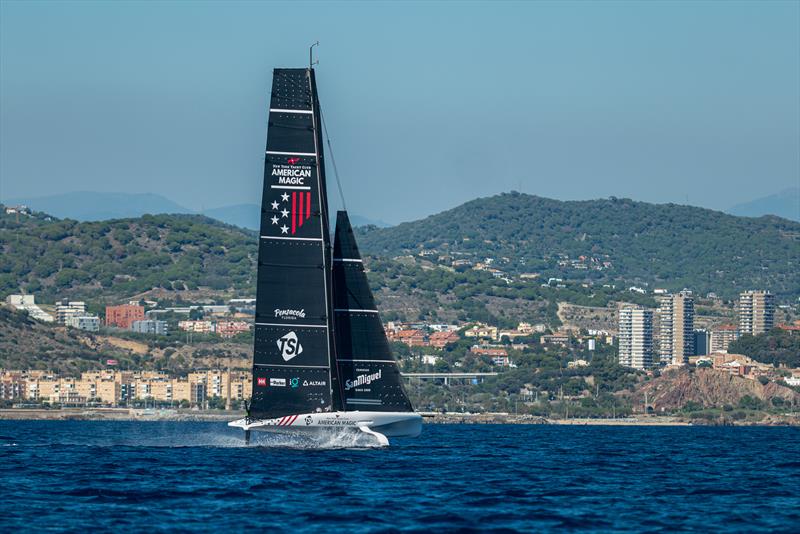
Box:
[277,331,303,362]
[274,308,306,320]
[344,370,382,391]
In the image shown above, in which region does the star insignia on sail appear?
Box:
[280,225,289,234]
[271,201,279,210]
[281,209,289,218]
[271,216,279,225]
[281,192,290,202]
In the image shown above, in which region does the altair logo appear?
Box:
[277,331,303,361]
[344,370,382,391]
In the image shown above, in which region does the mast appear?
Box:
[248,68,337,419]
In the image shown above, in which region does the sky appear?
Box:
[1,1,798,224]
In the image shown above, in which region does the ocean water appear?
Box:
[1,422,798,532]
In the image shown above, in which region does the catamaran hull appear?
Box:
[228,411,422,442]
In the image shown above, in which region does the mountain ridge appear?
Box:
[356,192,800,299]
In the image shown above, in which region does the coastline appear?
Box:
[1,408,796,426]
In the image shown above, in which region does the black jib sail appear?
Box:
[249,68,337,419]
[332,211,413,412]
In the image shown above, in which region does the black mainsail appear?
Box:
[249,67,412,420]
[250,68,336,418]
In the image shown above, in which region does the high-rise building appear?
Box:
[105,304,145,329]
[658,291,694,366]
[618,306,653,370]
[710,324,739,353]
[738,291,775,336]
[693,329,710,356]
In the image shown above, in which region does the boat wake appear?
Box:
[245,430,388,450]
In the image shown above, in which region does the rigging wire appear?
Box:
[319,107,348,211]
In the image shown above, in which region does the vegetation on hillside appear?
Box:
[728,329,800,368]
[0,209,257,303]
[357,192,800,299]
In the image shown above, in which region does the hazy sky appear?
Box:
[1,1,798,224]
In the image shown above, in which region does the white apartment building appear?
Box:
[738,290,775,336]
[618,307,654,370]
[658,291,694,366]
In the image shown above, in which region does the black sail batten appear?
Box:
[249,68,337,419]
[332,211,414,413]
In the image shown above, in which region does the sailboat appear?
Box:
[228,66,421,445]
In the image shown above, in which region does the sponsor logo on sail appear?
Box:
[305,415,313,426]
[344,369,382,391]
[274,308,306,320]
[287,157,300,165]
[270,378,286,387]
[272,166,311,185]
[277,331,303,361]
[290,377,299,388]
[302,380,326,387]
[257,377,267,387]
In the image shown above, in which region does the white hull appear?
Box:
[229,411,422,445]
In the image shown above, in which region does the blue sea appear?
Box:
[1,422,798,532]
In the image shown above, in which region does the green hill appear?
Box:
[357,193,800,300]
[0,208,257,302]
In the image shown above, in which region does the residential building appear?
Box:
[5,294,54,322]
[470,346,510,366]
[618,306,654,370]
[215,321,251,338]
[65,315,100,332]
[693,329,710,356]
[178,320,215,333]
[131,320,168,335]
[428,331,459,348]
[393,329,427,347]
[709,325,739,353]
[106,304,145,329]
[540,333,569,346]
[738,290,775,336]
[55,300,86,324]
[658,291,694,366]
[463,324,499,340]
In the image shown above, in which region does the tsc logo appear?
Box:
[277,331,303,361]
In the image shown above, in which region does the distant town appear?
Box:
[2,285,799,414]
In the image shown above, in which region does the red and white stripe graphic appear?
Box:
[277,414,299,426]
[291,191,311,234]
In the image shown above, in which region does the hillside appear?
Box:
[633,367,800,412]
[0,209,257,303]
[357,193,800,299]
[0,307,250,375]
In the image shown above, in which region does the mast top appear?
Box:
[309,41,319,69]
